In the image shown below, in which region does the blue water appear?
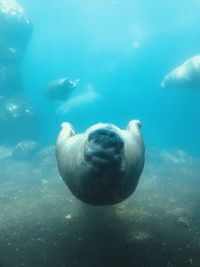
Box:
[1,2,200,267]
[19,0,200,155]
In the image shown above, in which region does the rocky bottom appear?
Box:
[0,146,199,267]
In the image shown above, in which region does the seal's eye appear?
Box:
[88,128,124,152]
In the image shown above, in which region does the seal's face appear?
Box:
[75,124,127,205]
[56,120,144,205]
[84,124,125,169]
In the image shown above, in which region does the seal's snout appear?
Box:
[88,127,124,150]
[84,127,124,167]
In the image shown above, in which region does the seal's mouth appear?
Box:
[84,127,124,167]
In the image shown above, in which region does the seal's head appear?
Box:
[84,124,124,169]
[56,120,145,205]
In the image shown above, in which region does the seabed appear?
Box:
[0,147,199,267]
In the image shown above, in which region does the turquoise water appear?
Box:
[20,0,200,155]
[1,1,200,267]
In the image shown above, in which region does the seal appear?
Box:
[45,77,79,102]
[161,54,200,89]
[55,120,145,205]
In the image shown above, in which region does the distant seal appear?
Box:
[55,120,145,205]
[45,77,79,101]
[161,54,200,89]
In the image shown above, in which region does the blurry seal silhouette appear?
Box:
[55,120,145,205]
[161,54,200,89]
[45,77,79,101]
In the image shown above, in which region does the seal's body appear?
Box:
[55,120,145,205]
[161,54,200,89]
[45,77,79,102]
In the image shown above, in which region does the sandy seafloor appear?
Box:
[0,146,200,267]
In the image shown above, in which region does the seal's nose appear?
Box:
[85,127,124,167]
[88,127,124,150]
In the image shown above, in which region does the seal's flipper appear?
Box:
[127,119,142,131]
[127,119,143,141]
[56,122,75,146]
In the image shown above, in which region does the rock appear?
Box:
[0,145,12,160]
[0,64,23,97]
[0,0,33,64]
[12,139,39,160]
[0,94,40,145]
[35,146,56,167]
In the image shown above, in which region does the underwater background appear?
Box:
[0,0,200,266]
[22,0,200,154]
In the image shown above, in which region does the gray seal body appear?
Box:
[45,77,79,102]
[55,120,145,205]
